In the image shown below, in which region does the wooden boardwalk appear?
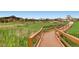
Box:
[37,30,64,47]
[36,22,74,47]
[28,21,74,47]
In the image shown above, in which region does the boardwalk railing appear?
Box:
[55,28,79,45]
[28,28,44,47]
[59,21,73,31]
[56,32,71,47]
[55,22,72,47]
[28,21,72,47]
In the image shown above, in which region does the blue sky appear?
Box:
[0,11,79,19]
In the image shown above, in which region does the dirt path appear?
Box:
[37,30,64,47]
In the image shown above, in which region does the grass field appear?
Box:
[0,21,67,47]
[67,21,79,38]
[0,21,44,47]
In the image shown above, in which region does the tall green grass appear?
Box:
[67,21,79,38]
[0,22,46,47]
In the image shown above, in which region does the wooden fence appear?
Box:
[28,28,44,47]
[54,22,75,47]
[55,28,79,45]
[56,32,71,47]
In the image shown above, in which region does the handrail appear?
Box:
[56,32,71,47]
[55,32,65,47]
[29,28,43,39]
[28,28,43,47]
[55,28,79,45]
[59,21,73,31]
[55,21,74,47]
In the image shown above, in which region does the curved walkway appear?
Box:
[37,21,74,47]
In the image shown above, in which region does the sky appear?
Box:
[0,11,79,19]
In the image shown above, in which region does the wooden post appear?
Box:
[28,38,32,47]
